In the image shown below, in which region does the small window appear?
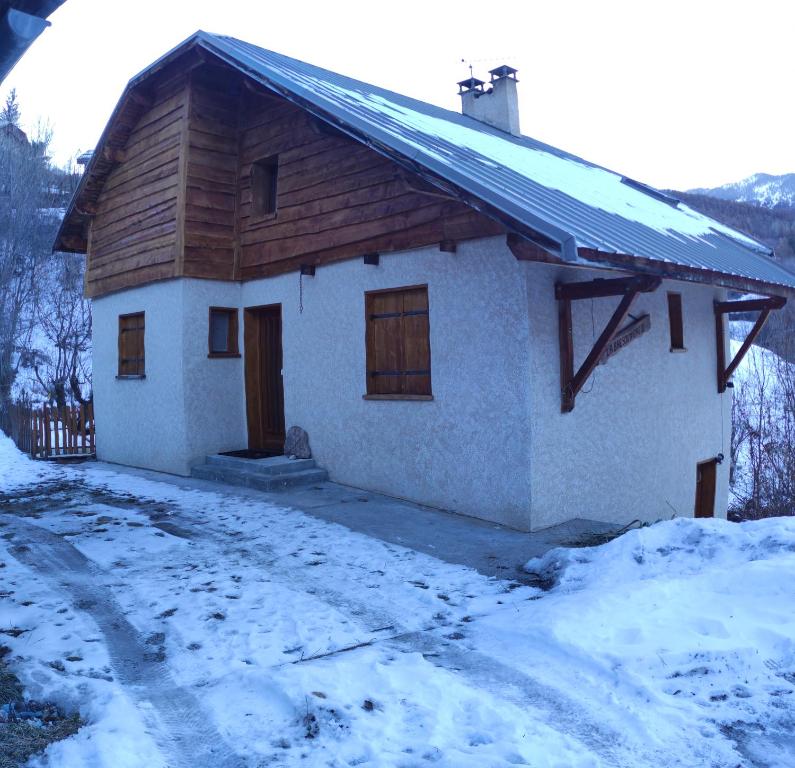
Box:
[208,307,239,357]
[365,286,431,398]
[251,155,278,216]
[118,312,145,376]
[667,292,685,351]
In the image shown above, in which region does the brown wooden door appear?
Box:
[694,460,717,518]
[244,305,285,453]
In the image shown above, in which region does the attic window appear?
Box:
[251,155,278,216]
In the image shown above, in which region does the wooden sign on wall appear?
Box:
[599,314,650,365]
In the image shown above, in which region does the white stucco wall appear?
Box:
[92,279,247,476]
[526,264,731,529]
[91,237,730,530]
[241,238,536,529]
[93,281,190,475]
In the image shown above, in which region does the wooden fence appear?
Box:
[1,402,95,459]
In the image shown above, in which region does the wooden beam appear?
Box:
[128,89,154,109]
[557,275,661,412]
[714,295,787,392]
[715,309,727,394]
[56,234,87,253]
[714,296,786,314]
[556,275,660,302]
[101,146,127,164]
[243,78,283,101]
[75,201,97,216]
[564,290,641,412]
[398,170,457,201]
[558,296,574,412]
[507,232,560,265]
[578,246,795,302]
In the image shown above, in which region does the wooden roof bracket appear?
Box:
[713,295,786,393]
[556,275,661,412]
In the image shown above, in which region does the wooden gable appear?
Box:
[81,59,503,298]
[85,69,191,297]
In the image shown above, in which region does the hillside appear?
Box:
[673,190,795,263]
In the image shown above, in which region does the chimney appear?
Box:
[458,65,520,136]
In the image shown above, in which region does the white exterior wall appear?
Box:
[92,280,247,476]
[91,236,730,530]
[241,238,535,529]
[526,264,731,529]
[93,281,190,475]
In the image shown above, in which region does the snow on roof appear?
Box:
[60,31,795,295]
[189,32,795,293]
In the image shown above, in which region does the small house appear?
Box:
[55,32,795,531]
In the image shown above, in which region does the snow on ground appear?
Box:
[1,434,795,767]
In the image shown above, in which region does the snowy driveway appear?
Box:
[2,440,795,767]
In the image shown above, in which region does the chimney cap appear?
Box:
[489,65,518,82]
[457,76,485,94]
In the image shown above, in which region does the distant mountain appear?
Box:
[689,173,795,209]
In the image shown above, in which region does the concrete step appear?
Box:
[205,454,316,475]
[190,463,328,492]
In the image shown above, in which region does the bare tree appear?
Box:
[730,313,795,519]
[0,100,60,416]
[32,252,92,407]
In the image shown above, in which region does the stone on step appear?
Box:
[284,426,311,459]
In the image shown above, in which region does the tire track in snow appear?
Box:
[7,481,669,766]
[160,507,640,766]
[3,516,247,768]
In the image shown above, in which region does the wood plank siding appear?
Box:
[86,73,189,297]
[84,60,503,298]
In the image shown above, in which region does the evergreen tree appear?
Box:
[1,89,20,126]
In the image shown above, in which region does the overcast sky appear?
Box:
[2,0,793,190]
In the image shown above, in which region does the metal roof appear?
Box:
[0,1,65,83]
[59,31,795,295]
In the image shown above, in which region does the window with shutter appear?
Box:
[118,312,145,376]
[365,286,432,398]
[208,307,239,357]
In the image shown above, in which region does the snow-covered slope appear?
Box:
[690,172,795,209]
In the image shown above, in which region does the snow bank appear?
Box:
[525,516,795,592]
[0,432,59,492]
[504,518,795,765]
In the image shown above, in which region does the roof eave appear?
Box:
[576,246,795,299]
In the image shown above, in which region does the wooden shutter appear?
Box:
[118,312,145,376]
[667,292,685,350]
[366,286,431,396]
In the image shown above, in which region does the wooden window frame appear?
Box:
[364,284,433,401]
[250,155,279,218]
[117,311,145,378]
[667,292,685,352]
[208,307,240,358]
